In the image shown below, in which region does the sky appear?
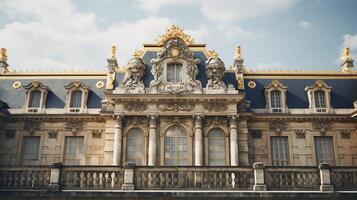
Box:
[0,0,356,71]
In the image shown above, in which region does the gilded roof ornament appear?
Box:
[315,80,325,88]
[341,47,353,61]
[111,45,117,59]
[207,50,219,58]
[235,45,242,59]
[272,80,280,87]
[0,48,8,62]
[133,49,144,58]
[156,25,195,46]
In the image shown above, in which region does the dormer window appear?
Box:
[167,63,182,83]
[305,80,332,113]
[265,80,288,113]
[65,80,90,113]
[23,81,50,113]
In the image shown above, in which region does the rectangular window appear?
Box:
[314,90,327,112]
[22,136,40,165]
[167,63,182,83]
[65,136,84,165]
[270,136,289,166]
[270,90,282,113]
[314,136,334,165]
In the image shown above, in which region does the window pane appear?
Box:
[167,63,182,83]
[29,90,41,108]
[22,136,40,165]
[314,136,334,165]
[208,129,225,166]
[271,136,289,166]
[270,90,281,109]
[65,136,84,165]
[164,126,188,166]
[70,90,82,108]
[126,128,145,165]
[314,90,326,108]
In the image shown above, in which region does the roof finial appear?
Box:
[235,45,242,59]
[341,47,351,60]
[0,48,8,62]
[340,47,354,74]
[111,45,117,59]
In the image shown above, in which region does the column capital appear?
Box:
[194,114,203,128]
[114,115,123,128]
[229,115,239,127]
[149,115,158,127]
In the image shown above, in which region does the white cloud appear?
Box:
[0,0,207,70]
[134,0,297,22]
[343,34,357,50]
[255,61,285,69]
[299,20,312,29]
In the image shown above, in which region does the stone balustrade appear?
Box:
[0,162,356,192]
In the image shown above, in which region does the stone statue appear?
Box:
[205,57,227,91]
[122,57,146,93]
[235,46,242,59]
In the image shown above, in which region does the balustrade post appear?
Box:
[253,162,267,191]
[122,162,135,190]
[48,162,62,191]
[319,162,334,191]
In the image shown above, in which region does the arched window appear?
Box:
[28,90,41,108]
[164,125,188,166]
[314,90,326,111]
[207,129,225,166]
[70,90,82,108]
[126,128,145,165]
[270,90,282,112]
[167,63,182,83]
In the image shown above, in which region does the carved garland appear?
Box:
[65,121,84,133]
[313,121,332,134]
[204,102,228,112]
[158,102,194,112]
[269,121,288,133]
[124,102,147,112]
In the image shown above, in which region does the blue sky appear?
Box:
[0,0,356,71]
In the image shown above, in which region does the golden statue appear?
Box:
[111,45,117,59]
[235,45,242,59]
[341,47,351,60]
[0,48,8,62]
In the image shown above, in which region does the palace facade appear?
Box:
[0,25,356,199]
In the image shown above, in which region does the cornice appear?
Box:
[249,113,353,122]
[5,113,105,122]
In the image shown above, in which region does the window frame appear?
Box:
[270,136,290,166]
[163,125,189,166]
[65,80,90,113]
[63,136,85,165]
[264,80,288,113]
[314,136,335,166]
[206,128,226,166]
[125,128,146,166]
[305,80,332,113]
[166,62,183,83]
[21,136,41,165]
[23,81,50,113]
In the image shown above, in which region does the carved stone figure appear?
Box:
[149,38,202,94]
[121,57,146,93]
[205,57,227,92]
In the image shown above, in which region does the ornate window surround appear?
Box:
[305,80,332,113]
[65,80,90,113]
[23,80,50,113]
[264,80,288,113]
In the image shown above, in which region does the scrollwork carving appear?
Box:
[205,116,228,128]
[91,129,103,138]
[158,102,194,112]
[65,121,84,133]
[204,102,228,112]
[269,121,288,133]
[48,130,58,138]
[313,121,332,134]
[125,116,148,126]
[23,121,41,133]
[124,102,147,112]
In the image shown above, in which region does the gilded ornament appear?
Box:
[12,81,22,89]
[207,50,219,58]
[171,46,180,57]
[248,81,256,88]
[96,81,105,89]
[133,49,144,58]
[315,80,325,88]
[272,80,280,87]
[0,48,8,62]
[235,46,242,59]
[156,25,195,46]
[111,45,117,59]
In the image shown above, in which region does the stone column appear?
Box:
[194,115,203,166]
[253,162,267,191]
[229,115,239,166]
[148,115,157,166]
[319,162,334,191]
[113,115,123,166]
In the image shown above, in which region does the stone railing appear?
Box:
[0,162,356,192]
[0,165,51,189]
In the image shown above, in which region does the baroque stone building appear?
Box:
[0,25,356,199]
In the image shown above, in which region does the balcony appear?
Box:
[0,163,356,199]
